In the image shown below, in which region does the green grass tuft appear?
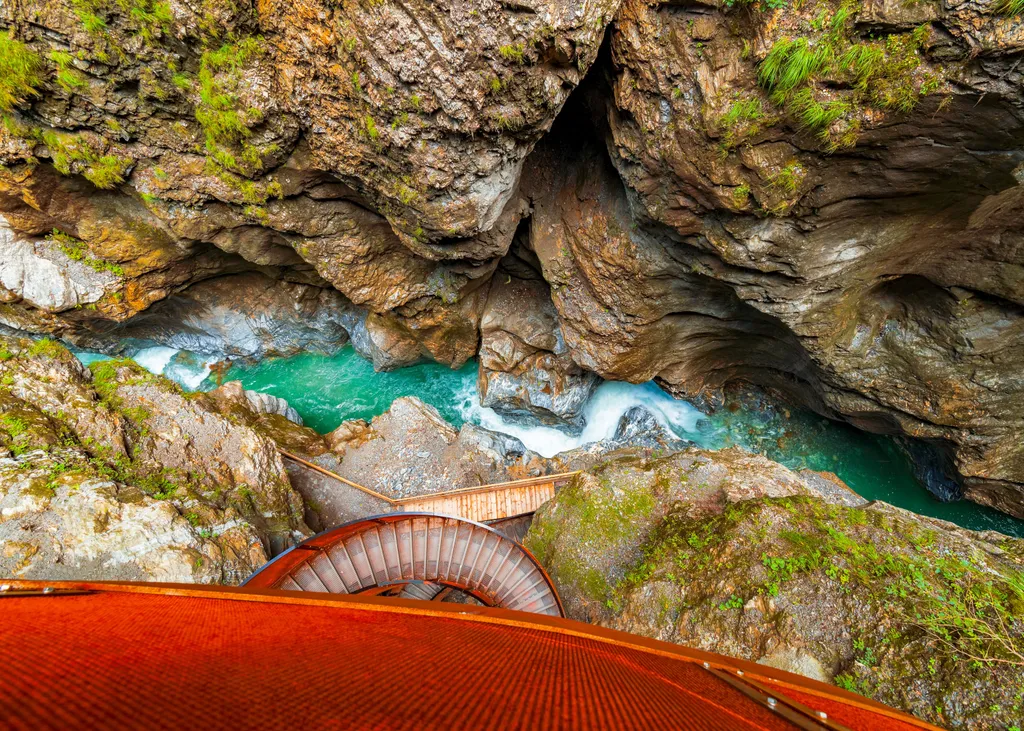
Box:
[52,229,125,276]
[756,9,934,151]
[788,88,850,132]
[70,0,172,41]
[758,38,829,99]
[27,338,68,359]
[0,32,43,113]
[194,38,270,177]
[41,131,131,189]
[499,43,526,64]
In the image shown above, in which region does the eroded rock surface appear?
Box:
[478,249,600,425]
[76,272,354,362]
[1,0,1023,519]
[0,337,309,581]
[592,0,1024,511]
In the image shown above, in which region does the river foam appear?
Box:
[74,345,216,391]
[457,380,704,458]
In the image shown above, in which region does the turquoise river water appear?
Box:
[75,345,1024,538]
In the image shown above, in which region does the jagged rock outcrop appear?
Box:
[592,0,1024,512]
[0,448,268,584]
[526,450,1024,729]
[75,272,354,362]
[521,110,815,399]
[0,336,310,582]
[261,0,620,245]
[0,166,248,334]
[0,0,617,366]
[478,247,600,425]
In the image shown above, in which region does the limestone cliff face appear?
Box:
[1,0,1023,513]
[0,0,615,366]
[598,0,1024,515]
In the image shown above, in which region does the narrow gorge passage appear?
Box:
[74,342,1024,537]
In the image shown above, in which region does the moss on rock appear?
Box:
[527,449,1024,729]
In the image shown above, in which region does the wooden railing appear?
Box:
[279,449,579,523]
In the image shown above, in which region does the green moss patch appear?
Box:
[51,230,125,276]
[609,496,1024,726]
[40,130,132,189]
[191,37,273,177]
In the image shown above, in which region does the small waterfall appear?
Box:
[457,381,704,458]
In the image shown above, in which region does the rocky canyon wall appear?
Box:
[1,0,1023,513]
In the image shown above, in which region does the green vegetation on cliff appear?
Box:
[70,0,173,41]
[40,130,132,189]
[194,37,269,175]
[619,497,1024,669]
[755,5,938,149]
[51,230,126,276]
[0,32,43,114]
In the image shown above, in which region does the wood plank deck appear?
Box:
[279,450,577,523]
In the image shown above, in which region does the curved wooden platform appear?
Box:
[243,513,564,616]
[0,580,942,730]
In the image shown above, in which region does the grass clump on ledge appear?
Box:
[51,229,126,276]
[26,338,69,360]
[41,130,132,189]
[758,37,830,98]
[70,0,172,42]
[718,97,771,150]
[49,50,88,93]
[499,43,526,64]
[191,37,272,177]
[755,3,938,150]
[0,31,43,114]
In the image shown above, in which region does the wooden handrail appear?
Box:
[278,450,396,503]
[278,449,579,506]
[390,471,580,504]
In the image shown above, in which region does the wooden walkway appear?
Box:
[279,450,577,523]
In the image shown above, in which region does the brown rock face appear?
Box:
[262,0,620,244]
[0,165,247,332]
[515,0,1024,510]
[478,247,600,425]
[0,0,616,364]
[520,112,816,402]
[1,0,1024,517]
